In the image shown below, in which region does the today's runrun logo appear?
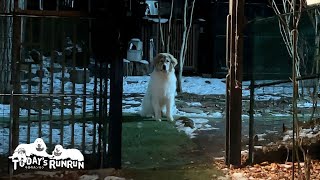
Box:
[8,138,84,170]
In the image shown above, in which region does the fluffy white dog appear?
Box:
[140,53,178,121]
[51,145,84,161]
[9,138,51,160]
[9,148,28,163]
[32,138,51,157]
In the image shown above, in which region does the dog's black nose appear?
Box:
[162,65,166,70]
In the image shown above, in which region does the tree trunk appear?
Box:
[177,0,195,93]
[178,23,187,93]
[177,66,183,92]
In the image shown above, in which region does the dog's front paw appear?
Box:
[168,116,174,122]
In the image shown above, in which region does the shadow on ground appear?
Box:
[119,115,225,179]
[0,115,226,179]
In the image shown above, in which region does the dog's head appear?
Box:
[153,53,178,73]
[53,145,64,156]
[33,138,47,152]
[17,148,27,161]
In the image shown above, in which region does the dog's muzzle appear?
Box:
[162,65,166,71]
[36,147,44,151]
[54,151,62,156]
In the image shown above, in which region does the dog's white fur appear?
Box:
[140,53,178,121]
[32,138,51,157]
[9,138,51,160]
[9,148,28,163]
[51,145,84,161]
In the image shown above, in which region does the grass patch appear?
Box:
[119,165,225,180]
[122,115,197,169]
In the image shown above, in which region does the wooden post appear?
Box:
[226,0,244,166]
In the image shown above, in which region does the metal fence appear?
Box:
[0,15,111,174]
[243,8,320,165]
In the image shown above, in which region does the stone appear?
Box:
[79,175,99,180]
[104,176,126,180]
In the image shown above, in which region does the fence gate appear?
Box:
[0,15,116,175]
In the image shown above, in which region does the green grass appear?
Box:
[121,115,224,179]
[119,165,225,180]
[122,115,197,169]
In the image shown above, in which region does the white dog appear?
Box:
[9,138,51,160]
[9,148,28,163]
[140,53,178,121]
[51,145,84,161]
[32,138,51,157]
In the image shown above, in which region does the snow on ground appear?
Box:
[0,75,313,118]
[282,126,320,142]
[1,73,318,154]
[0,122,99,154]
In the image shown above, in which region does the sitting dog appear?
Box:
[140,53,178,121]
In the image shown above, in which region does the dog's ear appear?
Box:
[168,54,178,67]
[153,53,162,67]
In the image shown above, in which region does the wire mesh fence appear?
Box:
[243,7,320,165]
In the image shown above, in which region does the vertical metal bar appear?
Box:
[90,18,97,154]
[30,17,33,47]
[27,17,32,144]
[98,61,103,168]
[27,63,31,143]
[11,3,22,153]
[9,90,14,176]
[108,55,123,169]
[38,17,44,138]
[49,18,54,148]
[292,29,298,180]
[82,24,87,153]
[292,2,297,178]
[225,14,231,166]
[71,20,76,148]
[228,0,244,166]
[248,79,255,164]
[102,62,108,167]
[228,0,236,166]
[60,19,65,145]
